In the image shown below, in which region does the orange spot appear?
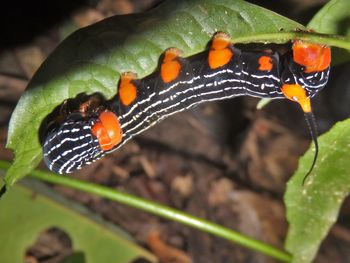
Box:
[119,72,137,106]
[292,40,331,73]
[281,84,311,113]
[161,48,182,83]
[211,32,231,50]
[91,111,123,151]
[258,56,273,71]
[91,122,110,149]
[208,32,233,69]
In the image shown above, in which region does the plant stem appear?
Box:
[0,160,292,262]
[233,31,350,50]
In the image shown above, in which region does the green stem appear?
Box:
[0,160,292,262]
[233,31,350,50]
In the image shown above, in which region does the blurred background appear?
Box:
[0,0,349,262]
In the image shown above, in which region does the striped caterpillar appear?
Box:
[43,32,331,183]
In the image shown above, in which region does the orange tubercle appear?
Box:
[161,48,182,83]
[91,111,123,151]
[119,72,138,106]
[281,84,311,113]
[292,40,331,73]
[163,47,182,63]
[208,49,233,69]
[208,32,233,69]
[258,56,273,71]
[211,32,231,50]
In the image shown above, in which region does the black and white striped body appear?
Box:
[282,58,330,97]
[116,48,296,153]
[42,36,331,174]
[116,48,285,148]
[43,113,104,173]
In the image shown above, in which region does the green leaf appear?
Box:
[6,0,304,187]
[284,119,350,263]
[308,0,350,36]
[0,177,156,263]
[308,0,350,64]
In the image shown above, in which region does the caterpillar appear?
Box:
[42,32,331,183]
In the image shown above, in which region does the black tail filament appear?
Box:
[302,112,319,185]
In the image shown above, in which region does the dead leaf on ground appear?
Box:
[147,230,193,263]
